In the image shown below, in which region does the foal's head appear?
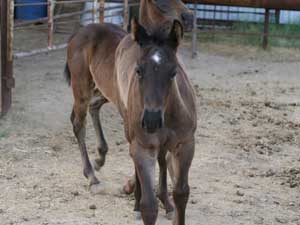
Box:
[141,0,194,32]
[131,18,182,133]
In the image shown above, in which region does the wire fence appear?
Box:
[13,0,139,58]
[1,0,300,115]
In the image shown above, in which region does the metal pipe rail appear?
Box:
[189,1,300,56]
[184,0,300,11]
[14,2,138,27]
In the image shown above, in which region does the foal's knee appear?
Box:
[173,184,190,206]
[72,118,85,134]
[70,107,86,129]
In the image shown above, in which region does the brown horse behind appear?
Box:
[65,1,196,225]
[65,0,193,184]
[65,20,197,225]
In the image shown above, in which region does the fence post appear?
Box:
[192,3,198,58]
[123,0,129,31]
[1,0,14,116]
[275,9,280,24]
[99,0,105,23]
[262,8,270,49]
[48,0,54,49]
[93,0,97,23]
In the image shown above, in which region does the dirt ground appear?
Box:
[0,38,300,225]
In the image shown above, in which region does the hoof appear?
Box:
[122,179,135,195]
[166,211,174,220]
[89,176,100,186]
[134,211,142,220]
[90,182,108,195]
[93,158,105,171]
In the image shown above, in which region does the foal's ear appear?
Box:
[167,20,183,50]
[131,17,150,47]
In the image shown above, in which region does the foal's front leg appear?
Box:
[131,141,158,225]
[169,138,195,225]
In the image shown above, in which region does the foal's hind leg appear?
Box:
[89,90,108,171]
[69,59,105,192]
[71,99,99,187]
[157,148,174,220]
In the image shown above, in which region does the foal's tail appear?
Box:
[64,63,71,86]
[64,32,77,86]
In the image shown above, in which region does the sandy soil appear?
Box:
[0,40,300,225]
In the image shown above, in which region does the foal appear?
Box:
[65,0,193,193]
[66,19,197,224]
[65,2,196,224]
[113,19,197,225]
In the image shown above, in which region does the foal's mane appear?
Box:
[146,27,171,46]
[133,19,182,50]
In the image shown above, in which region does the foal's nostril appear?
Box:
[142,109,163,133]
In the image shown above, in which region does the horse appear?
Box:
[66,17,196,224]
[65,1,195,224]
[115,19,197,225]
[123,0,194,195]
[65,0,192,191]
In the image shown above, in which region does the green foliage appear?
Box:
[186,22,300,48]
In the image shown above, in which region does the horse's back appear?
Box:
[66,23,127,103]
[68,23,126,57]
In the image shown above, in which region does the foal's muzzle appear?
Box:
[142,109,163,133]
[181,12,194,32]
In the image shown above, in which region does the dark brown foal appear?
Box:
[65,0,192,194]
[112,19,197,225]
[65,1,195,223]
[66,20,196,225]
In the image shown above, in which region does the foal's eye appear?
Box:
[135,66,143,79]
[170,71,177,80]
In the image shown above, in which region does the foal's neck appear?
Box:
[167,63,193,118]
[168,78,184,112]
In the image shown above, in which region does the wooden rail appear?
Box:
[1,0,137,115]
[2,0,300,115]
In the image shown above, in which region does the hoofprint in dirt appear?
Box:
[0,44,300,225]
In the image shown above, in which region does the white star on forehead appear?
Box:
[151,51,162,64]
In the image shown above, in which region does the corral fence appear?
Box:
[1,0,300,115]
[187,0,300,56]
[0,0,138,115]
